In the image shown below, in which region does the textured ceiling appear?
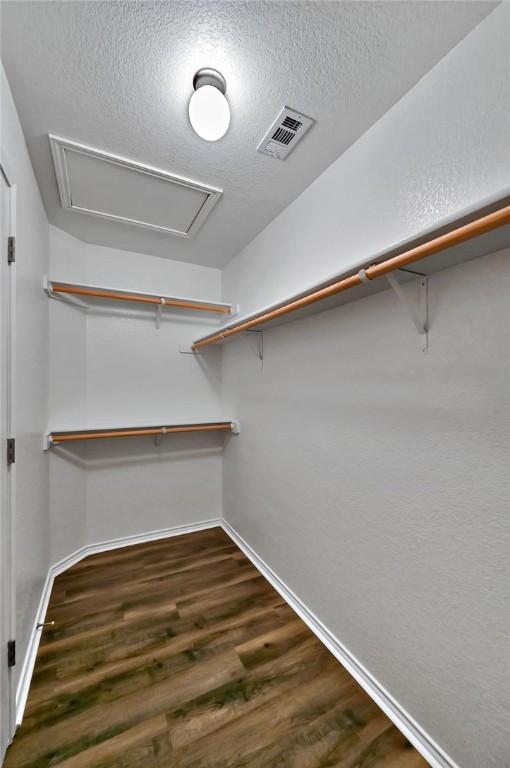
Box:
[0,0,496,267]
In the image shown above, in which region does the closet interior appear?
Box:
[0,2,508,768]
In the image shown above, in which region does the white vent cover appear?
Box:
[257,107,314,160]
[49,135,222,239]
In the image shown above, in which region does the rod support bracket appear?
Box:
[386,271,429,352]
[179,343,200,354]
[155,298,166,330]
[230,421,241,434]
[44,275,90,311]
[245,329,264,366]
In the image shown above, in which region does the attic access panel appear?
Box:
[49,135,222,238]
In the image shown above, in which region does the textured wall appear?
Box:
[1,66,50,694]
[49,227,225,552]
[221,8,510,768]
[48,228,87,562]
[223,250,510,768]
[223,3,510,315]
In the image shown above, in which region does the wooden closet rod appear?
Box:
[49,282,233,314]
[192,204,510,350]
[49,422,235,445]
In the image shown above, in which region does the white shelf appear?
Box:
[193,192,510,347]
[45,278,237,317]
[45,419,240,450]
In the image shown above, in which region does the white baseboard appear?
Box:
[222,519,458,768]
[16,516,457,768]
[15,518,221,725]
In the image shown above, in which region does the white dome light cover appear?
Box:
[189,68,230,142]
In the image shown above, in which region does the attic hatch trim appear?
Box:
[49,134,223,239]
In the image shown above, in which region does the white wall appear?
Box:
[221,7,510,768]
[48,228,87,563]
[1,66,50,692]
[224,3,510,315]
[49,227,226,556]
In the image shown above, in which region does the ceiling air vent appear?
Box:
[257,107,314,160]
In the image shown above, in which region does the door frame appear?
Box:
[0,158,17,757]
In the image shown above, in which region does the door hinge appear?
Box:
[7,437,15,465]
[7,640,15,668]
[7,236,15,264]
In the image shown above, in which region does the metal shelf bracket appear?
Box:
[154,426,167,446]
[245,329,264,367]
[179,343,200,354]
[44,276,89,311]
[386,271,429,353]
[155,297,165,330]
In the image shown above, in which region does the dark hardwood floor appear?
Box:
[5,527,428,767]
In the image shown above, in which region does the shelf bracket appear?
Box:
[155,298,165,330]
[386,271,429,353]
[154,426,167,446]
[179,343,199,355]
[245,330,264,368]
[44,276,89,311]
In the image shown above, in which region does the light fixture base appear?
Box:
[193,68,227,95]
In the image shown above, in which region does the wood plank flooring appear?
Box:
[5,527,429,768]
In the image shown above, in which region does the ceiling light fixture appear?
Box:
[188,68,230,142]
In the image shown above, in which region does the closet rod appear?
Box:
[48,281,234,314]
[48,422,236,446]
[192,204,510,350]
